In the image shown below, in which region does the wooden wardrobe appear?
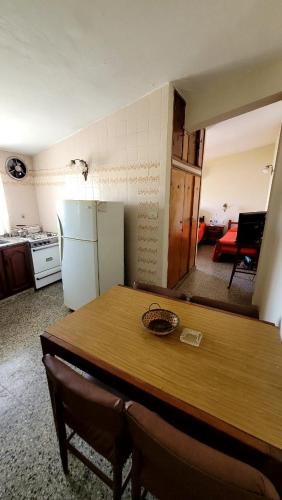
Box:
[168,168,201,288]
[168,89,204,289]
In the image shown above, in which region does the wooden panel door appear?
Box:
[179,173,193,279]
[189,176,201,270]
[172,91,185,159]
[3,244,33,295]
[168,168,186,288]
[0,251,8,300]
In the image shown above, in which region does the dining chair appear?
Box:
[228,212,265,289]
[190,295,259,319]
[42,354,131,500]
[132,281,188,301]
[125,401,279,500]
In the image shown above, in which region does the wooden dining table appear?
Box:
[41,285,282,464]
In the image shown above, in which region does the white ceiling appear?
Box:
[204,101,282,161]
[1,0,282,154]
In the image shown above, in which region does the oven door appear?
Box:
[31,244,61,273]
[34,266,62,290]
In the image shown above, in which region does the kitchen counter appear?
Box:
[0,237,29,248]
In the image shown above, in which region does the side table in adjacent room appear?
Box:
[205,224,225,244]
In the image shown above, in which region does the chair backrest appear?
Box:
[133,281,188,301]
[126,402,279,500]
[43,354,128,464]
[236,212,266,247]
[190,295,259,319]
[228,219,238,230]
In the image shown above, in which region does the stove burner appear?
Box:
[28,232,56,240]
[28,232,58,248]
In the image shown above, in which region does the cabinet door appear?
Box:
[196,129,205,167]
[172,91,185,159]
[182,131,189,162]
[188,133,196,165]
[0,251,8,299]
[179,172,193,279]
[189,176,201,270]
[3,244,33,294]
[168,168,185,288]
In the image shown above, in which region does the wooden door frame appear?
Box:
[193,92,282,131]
[188,175,201,271]
[180,171,194,280]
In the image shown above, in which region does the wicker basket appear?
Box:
[142,303,179,336]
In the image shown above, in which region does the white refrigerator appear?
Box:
[57,200,124,310]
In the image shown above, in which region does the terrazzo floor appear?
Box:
[0,283,135,500]
[177,244,254,305]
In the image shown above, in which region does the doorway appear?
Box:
[175,100,282,305]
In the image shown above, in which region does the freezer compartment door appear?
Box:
[62,238,99,310]
[57,200,97,241]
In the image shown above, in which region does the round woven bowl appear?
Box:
[142,303,179,336]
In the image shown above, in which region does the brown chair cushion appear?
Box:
[126,402,279,500]
[190,295,259,318]
[43,354,130,464]
[133,281,188,301]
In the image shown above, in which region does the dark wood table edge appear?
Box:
[40,330,279,461]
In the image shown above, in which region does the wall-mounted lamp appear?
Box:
[262,164,274,175]
[68,159,89,181]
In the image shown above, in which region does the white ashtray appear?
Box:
[180,328,203,347]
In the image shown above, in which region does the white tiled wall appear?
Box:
[33,85,171,285]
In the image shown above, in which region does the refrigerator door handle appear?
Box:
[57,215,64,262]
[57,214,63,237]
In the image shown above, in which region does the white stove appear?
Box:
[28,232,62,289]
[28,232,58,247]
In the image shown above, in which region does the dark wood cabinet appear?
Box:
[187,132,196,165]
[205,225,224,245]
[172,90,205,168]
[1,243,33,298]
[172,91,186,159]
[0,251,8,299]
[181,129,205,168]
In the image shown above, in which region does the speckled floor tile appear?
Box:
[0,283,147,500]
[177,245,254,305]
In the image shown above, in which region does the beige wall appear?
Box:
[253,127,282,325]
[200,144,275,226]
[182,58,282,131]
[33,85,170,286]
[0,150,40,229]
